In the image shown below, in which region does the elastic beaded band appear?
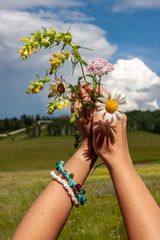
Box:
[56,161,87,206]
[50,171,79,208]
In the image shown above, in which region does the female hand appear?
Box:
[71,84,96,151]
[92,87,131,169]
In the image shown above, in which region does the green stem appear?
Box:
[80,62,91,96]
[98,76,101,96]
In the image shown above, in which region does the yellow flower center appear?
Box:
[57,83,65,94]
[105,100,118,114]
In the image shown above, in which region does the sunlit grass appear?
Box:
[1,165,160,239]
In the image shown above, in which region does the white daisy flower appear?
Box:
[96,91,126,124]
[49,76,71,99]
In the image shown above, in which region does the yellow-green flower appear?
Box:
[34,48,38,53]
[28,48,32,56]
[34,88,39,94]
[52,53,64,60]
[64,99,69,107]
[57,101,64,109]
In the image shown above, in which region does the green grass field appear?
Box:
[0,131,160,239]
[0,131,160,172]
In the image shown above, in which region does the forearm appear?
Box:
[107,158,160,240]
[12,143,97,240]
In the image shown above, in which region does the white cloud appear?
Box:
[0,0,82,10]
[112,0,160,12]
[0,8,117,118]
[103,58,160,110]
[148,99,159,109]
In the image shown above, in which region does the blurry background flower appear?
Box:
[48,76,71,99]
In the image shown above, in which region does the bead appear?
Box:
[68,179,74,186]
[69,173,74,179]
[80,200,84,205]
[82,197,87,203]
[62,170,67,174]
[56,166,60,171]
[60,161,64,165]
[56,162,60,166]
[76,183,81,191]
[80,189,85,194]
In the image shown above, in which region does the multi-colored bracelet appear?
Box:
[50,170,79,207]
[56,161,87,206]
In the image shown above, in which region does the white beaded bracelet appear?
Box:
[50,171,79,208]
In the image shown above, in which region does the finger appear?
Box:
[78,84,92,101]
[92,109,105,129]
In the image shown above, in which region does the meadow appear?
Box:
[0,131,160,239]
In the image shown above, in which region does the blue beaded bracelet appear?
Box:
[56,161,87,205]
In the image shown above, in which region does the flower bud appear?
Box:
[48,28,56,37]
[28,48,32,56]
[57,101,64,109]
[64,99,69,107]
[70,42,77,49]
[34,88,39,94]
[63,33,72,43]
[34,30,42,40]
[61,51,69,59]
[34,48,38,53]
[41,39,49,48]
[55,32,61,38]
[52,53,63,60]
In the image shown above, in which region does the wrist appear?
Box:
[102,153,133,172]
[79,140,98,161]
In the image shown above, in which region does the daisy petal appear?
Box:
[108,92,112,100]
[98,97,106,103]
[115,110,123,119]
[97,106,105,111]
[112,113,117,124]
[117,97,126,105]
[104,112,111,123]
[117,107,126,113]
[96,102,104,107]
[101,92,108,100]
[97,109,106,115]
[114,93,121,101]
[113,92,118,99]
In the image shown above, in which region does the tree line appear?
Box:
[0,110,160,135]
[126,110,160,133]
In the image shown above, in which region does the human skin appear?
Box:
[92,88,160,240]
[12,85,97,240]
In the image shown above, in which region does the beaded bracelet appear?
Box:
[56,161,87,206]
[50,171,79,208]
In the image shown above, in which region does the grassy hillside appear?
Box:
[0,131,160,172]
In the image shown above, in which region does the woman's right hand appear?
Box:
[92,88,132,169]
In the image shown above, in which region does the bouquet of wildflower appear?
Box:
[19,27,126,125]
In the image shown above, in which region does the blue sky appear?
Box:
[0,0,160,119]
